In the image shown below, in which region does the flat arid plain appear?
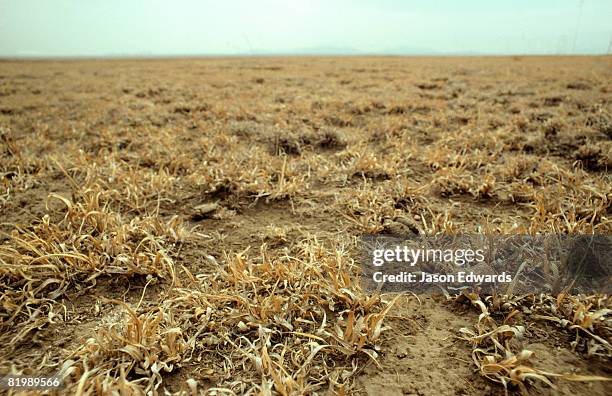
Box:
[0,56,611,395]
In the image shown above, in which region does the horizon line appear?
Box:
[1,52,611,61]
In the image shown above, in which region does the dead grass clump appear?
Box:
[264,129,303,156]
[586,113,612,139]
[431,169,473,197]
[422,129,505,171]
[184,145,311,204]
[1,127,21,160]
[347,102,375,115]
[430,168,495,199]
[456,293,611,394]
[495,181,535,204]
[566,81,591,90]
[527,188,610,233]
[273,135,302,156]
[68,151,184,212]
[309,128,347,151]
[325,115,354,128]
[266,128,347,157]
[150,239,393,394]
[496,154,539,182]
[0,192,187,348]
[63,302,187,394]
[344,150,393,181]
[229,120,264,138]
[0,126,48,195]
[542,119,564,138]
[575,144,608,171]
[543,96,564,107]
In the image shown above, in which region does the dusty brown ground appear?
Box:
[0,56,611,395]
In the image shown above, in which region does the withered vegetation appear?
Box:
[0,56,610,395]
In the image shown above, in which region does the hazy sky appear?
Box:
[1,0,611,57]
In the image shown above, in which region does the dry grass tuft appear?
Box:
[457,292,611,394]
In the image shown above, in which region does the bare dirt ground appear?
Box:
[0,56,611,395]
